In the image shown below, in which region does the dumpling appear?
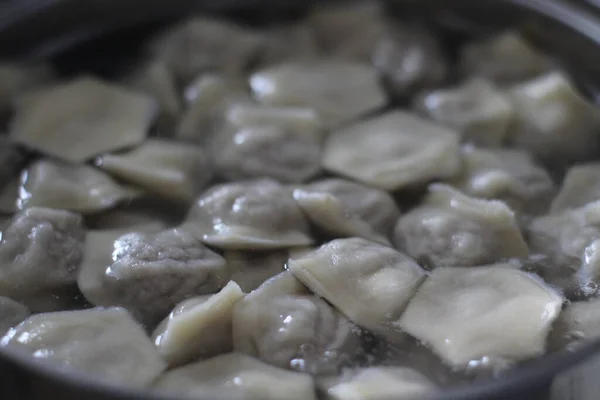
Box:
[318,367,438,400]
[250,61,386,127]
[149,17,264,83]
[19,159,141,214]
[550,163,600,213]
[288,238,426,342]
[413,79,514,147]
[507,72,600,168]
[458,31,552,84]
[372,25,448,98]
[258,23,320,65]
[1,307,166,386]
[398,266,563,368]
[0,207,84,301]
[0,297,29,335]
[224,251,288,292]
[548,298,600,351]
[293,178,401,245]
[184,179,313,250]
[233,272,360,374]
[394,184,529,268]
[154,353,316,400]
[447,147,555,216]
[10,77,156,163]
[152,281,245,367]
[93,228,230,325]
[96,139,212,203]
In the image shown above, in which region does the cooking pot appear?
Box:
[1,0,600,399]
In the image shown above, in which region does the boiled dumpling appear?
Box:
[0,297,29,335]
[96,139,212,203]
[413,79,514,147]
[459,31,552,83]
[259,23,320,65]
[250,61,386,127]
[0,307,166,386]
[224,251,288,292]
[293,178,400,245]
[184,179,313,250]
[398,266,563,368]
[288,238,426,342]
[548,298,600,351]
[152,281,245,367]
[372,25,448,98]
[149,17,264,83]
[318,367,438,400]
[394,184,529,268]
[0,207,84,301]
[19,159,141,214]
[550,163,600,213]
[447,147,555,216]
[324,111,460,191]
[154,353,316,400]
[94,228,229,325]
[507,72,600,167]
[10,77,156,163]
[233,272,360,374]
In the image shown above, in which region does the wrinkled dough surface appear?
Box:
[250,61,386,127]
[0,207,84,299]
[448,147,555,216]
[97,139,212,203]
[372,25,448,98]
[548,298,600,351]
[0,307,166,386]
[293,178,400,245]
[459,31,551,83]
[398,266,563,367]
[233,280,360,374]
[394,184,529,268]
[99,228,229,325]
[224,251,287,292]
[152,281,244,367]
[19,159,141,214]
[149,17,264,83]
[413,79,513,147]
[185,179,313,250]
[323,111,461,191]
[0,297,29,335]
[154,353,316,400]
[508,72,600,167]
[527,201,600,298]
[288,238,426,341]
[319,367,438,400]
[213,124,322,183]
[551,163,600,213]
[10,77,156,163]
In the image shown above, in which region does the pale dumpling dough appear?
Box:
[288,238,426,341]
[149,17,264,83]
[414,79,514,147]
[527,201,600,298]
[259,23,320,65]
[550,163,600,213]
[233,271,360,374]
[154,353,316,400]
[185,179,313,250]
[319,367,438,400]
[96,139,212,203]
[0,297,29,335]
[398,266,563,368]
[293,178,400,245]
[508,72,600,167]
[548,298,600,351]
[323,111,461,191]
[224,251,287,292]
[250,61,386,127]
[394,184,529,268]
[1,307,166,386]
[447,147,555,216]
[19,159,141,214]
[10,77,156,163]
[459,31,551,83]
[152,281,244,367]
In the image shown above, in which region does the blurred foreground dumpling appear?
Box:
[550,162,600,213]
